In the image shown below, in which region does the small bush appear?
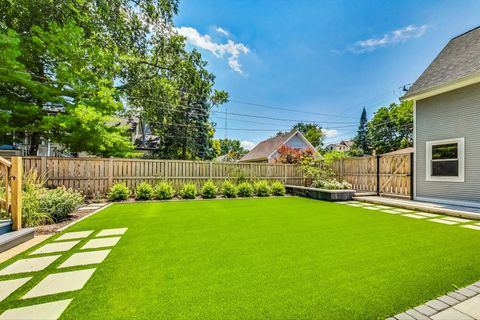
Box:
[135,182,154,200]
[153,182,175,200]
[108,183,130,201]
[254,180,271,197]
[221,180,237,198]
[314,179,352,190]
[22,185,52,227]
[39,187,84,222]
[180,183,197,199]
[201,180,218,199]
[270,181,286,196]
[237,181,254,197]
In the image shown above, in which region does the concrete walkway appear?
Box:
[354,196,480,220]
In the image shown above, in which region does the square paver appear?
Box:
[443,217,472,223]
[0,255,61,275]
[346,203,364,207]
[426,299,450,311]
[453,296,480,318]
[0,277,31,302]
[414,304,437,316]
[431,307,474,320]
[403,213,427,219]
[82,237,121,249]
[0,299,72,320]
[359,203,375,206]
[23,269,96,299]
[55,231,94,241]
[413,212,440,218]
[96,228,128,237]
[375,205,393,209]
[364,206,380,210]
[438,295,460,306]
[382,210,402,214]
[430,219,458,225]
[30,241,80,255]
[395,209,415,213]
[405,309,430,320]
[58,250,111,268]
[462,225,480,231]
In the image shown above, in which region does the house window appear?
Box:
[426,138,464,182]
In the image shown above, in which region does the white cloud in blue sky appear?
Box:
[175,26,249,74]
[215,27,229,36]
[322,129,339,138]
[350,24,429,53]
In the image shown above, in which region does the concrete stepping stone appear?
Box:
[82,237,121,250]
[0,299,72,320]
[0,277,31,302]
[55,231,94,241]
[0,255,60,275]
[442,217,472,223]
[96,228,128,237]
[359,203,375,206]
[430,219,459,225]
[462,225,480,231]
[431,307,474,320]
[59,250,111,268]
[30,240,80,255]
[346,203,364,207]
[375,205,393,209]
[451,295,480,318]
[403,213,427,219]
[394,208,415,213]
[364,206,381,210]
[382,210,402,214]
[23,268,96,299]
[413,212,440,218]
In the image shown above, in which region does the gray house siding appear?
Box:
[416,82,480,204]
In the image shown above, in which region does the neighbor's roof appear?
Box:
[403,26,480,99]
[239,131,299,162]
[381,147,414,156]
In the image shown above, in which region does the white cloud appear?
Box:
[322,129,339,138]
[350,24,429,53]
[215,27,229,36]
[175,26,249,74]
[241,140,256,150]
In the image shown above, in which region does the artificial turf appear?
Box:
[2,197,480,319]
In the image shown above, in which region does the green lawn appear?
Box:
[2,197,480,319]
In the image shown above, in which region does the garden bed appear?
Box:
[285,185,355,201]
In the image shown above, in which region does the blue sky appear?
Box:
[174,0,480,150]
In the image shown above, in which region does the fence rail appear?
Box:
[332,153,413,198]
[22,157,305,196]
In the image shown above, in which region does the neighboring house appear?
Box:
[114,117,160,156]
[402,26,480,207]
[325,140,353,152]
[239,130,315,163]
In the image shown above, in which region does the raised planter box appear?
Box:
[285,185,356,201]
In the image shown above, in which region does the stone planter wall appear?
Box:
[285,185,355,201]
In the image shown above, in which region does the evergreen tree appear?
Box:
[353,107,370,155]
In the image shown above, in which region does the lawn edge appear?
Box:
[56,203,114,232]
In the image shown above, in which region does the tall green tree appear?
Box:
[353,107,370,155]
[368,101,413,154]
[218,139,248,160]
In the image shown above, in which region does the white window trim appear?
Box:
[425,137,464,182]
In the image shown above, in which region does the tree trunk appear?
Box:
[28,132,41,156]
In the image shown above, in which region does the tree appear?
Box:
[276,122,325,149]
[274,145,316,164]
[218,139,248,160]
[368,101,413,154]
[353,107,370,155]
[0,0,228,159]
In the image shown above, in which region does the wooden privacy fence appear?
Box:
[22,157,305,196]
[332,153,413,198]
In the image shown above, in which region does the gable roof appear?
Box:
[239,130,312,162]
[403,26,480,100]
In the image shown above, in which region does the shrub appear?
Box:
[39,187,84,222]
[135,182,154,200]
[254,180,271,197]
[270,181,286,196]
[180,183,197,199]
[153,182,175,200]
[108,183,130,201]
[22,169,52,227]
[314,179,352,190]
[221,180,237,198]
[201,180,218,199]
[237,181,254,197]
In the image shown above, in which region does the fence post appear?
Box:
[339,158,344,181]
[410,152,414,200]
[209,162,213,179]
[376,155,380,196]
[11,157,22,231]
[108,158,113,190]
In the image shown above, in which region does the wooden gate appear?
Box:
[378,154,412,197]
